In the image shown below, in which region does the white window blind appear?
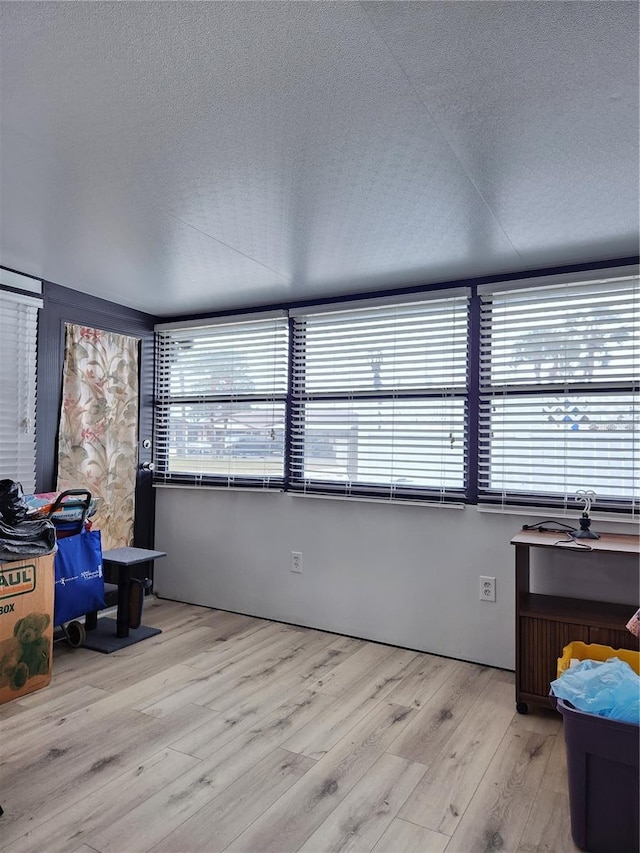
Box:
[154,315,289,487]
[0,290,42,494]
[479,276,639,511]
[290,292,469,500]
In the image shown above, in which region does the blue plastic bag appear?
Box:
[551,658,640,724]
[54,528,105,625]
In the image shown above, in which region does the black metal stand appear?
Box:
[81,617,162,653]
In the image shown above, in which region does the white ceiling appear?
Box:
[1,1,638,317]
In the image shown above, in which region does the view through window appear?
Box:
[154,273,638,510]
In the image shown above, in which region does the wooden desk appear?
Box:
[511,529,640,713]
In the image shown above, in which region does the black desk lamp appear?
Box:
[573,489,600,539]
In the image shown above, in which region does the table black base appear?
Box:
[82,617,162,653]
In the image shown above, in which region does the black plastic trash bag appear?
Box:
[0,480,28,525]
[0,517,56,561]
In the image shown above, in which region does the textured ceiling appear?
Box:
[0,1,638,316]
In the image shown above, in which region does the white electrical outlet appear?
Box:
[291,551,303,573]
[480,576,496,602]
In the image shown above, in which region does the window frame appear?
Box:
[287,292,470,502]
[0,282,42,495]
[477,274,639,512]
[153,313,290,489]
[152,265,639,516]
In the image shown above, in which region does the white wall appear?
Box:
[154,488,639,670]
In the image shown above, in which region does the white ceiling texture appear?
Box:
[1,1,638,317]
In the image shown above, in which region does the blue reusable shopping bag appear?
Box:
[53,528,105,625]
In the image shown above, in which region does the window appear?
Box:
[290,292,469,501]
[0,288,42,494]
[152,269,639,513]
[478,276,639,510]
[154,314,289,487]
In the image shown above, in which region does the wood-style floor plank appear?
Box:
[384,654,460,710]
[168,643,357,761]
[5,747,200,853]
[297,752,427,853]
[537,723,569,796]
[183,620,291,671]
[282,648,418,760]
[1,703,216,848]
[372,818,449,853]
[200,631,338,713]
[90,689,335,853]
[2,662,207,767]
[387,660,494,767]
[3,684,111,738]
[311,642,400,696]
[0,599,580,853]
[224,701,418,853]
[516,787,576,853]
[398,677,516,836]
[443,729,556,852]
[149,748,316,853]
[133,625,318,716]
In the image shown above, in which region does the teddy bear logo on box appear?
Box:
[0,612,51,691]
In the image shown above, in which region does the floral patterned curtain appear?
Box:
[57,324,139,550]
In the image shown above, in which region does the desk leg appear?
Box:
[515,543,530,713]
[116,565,131,638]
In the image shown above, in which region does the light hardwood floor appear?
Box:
[0,598,579,853]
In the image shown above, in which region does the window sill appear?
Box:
[153,482,465,508]
[475,504,637,524]
[153,483,283,494]
[287,492,465,509]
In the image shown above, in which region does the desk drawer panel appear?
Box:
[589,626,640,651]
[519,617,589,698]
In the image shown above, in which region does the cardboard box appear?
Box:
[0,553,55,704]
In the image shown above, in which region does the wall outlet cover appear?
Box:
[480,576,496,602]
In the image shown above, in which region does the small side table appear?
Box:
[82,547,166,653]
